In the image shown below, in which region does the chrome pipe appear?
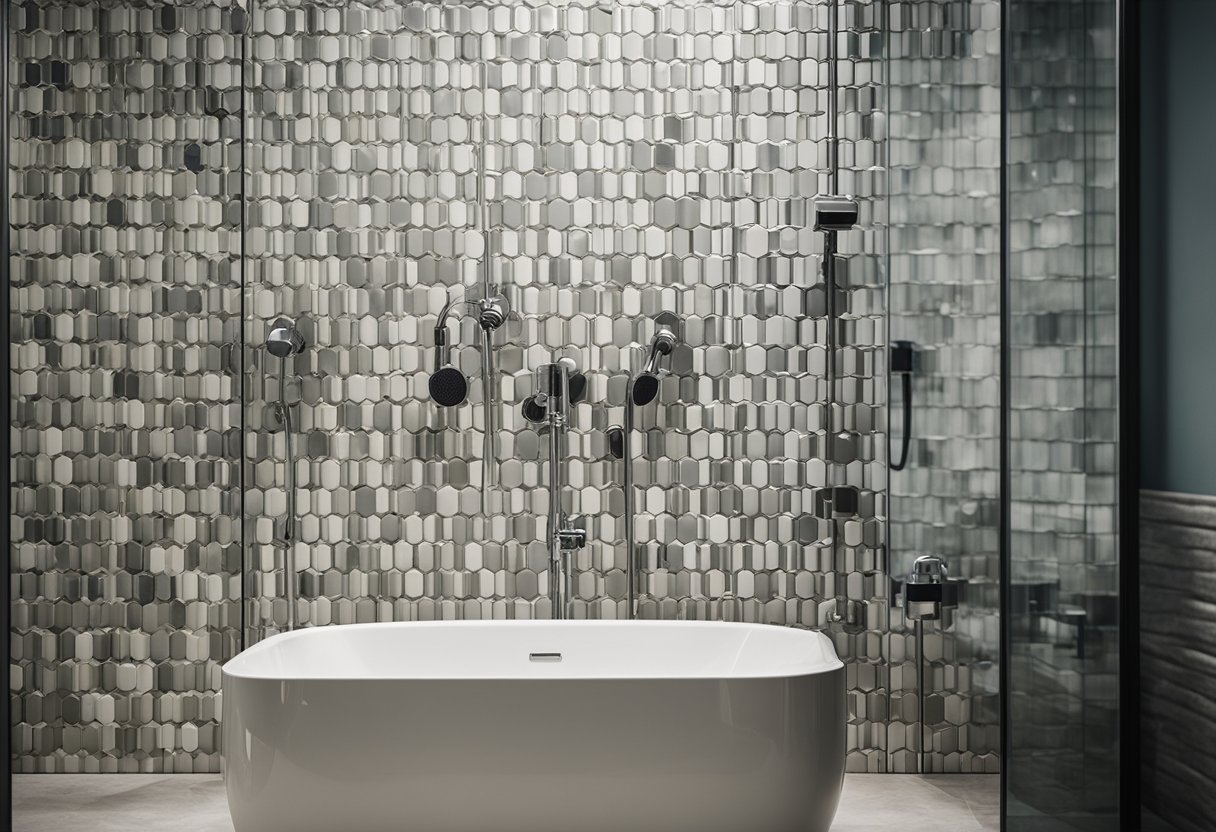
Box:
[278,389,297,633]
[915,619,926,773]
[544,361,572,619]
[480,324,497,510]
[624,388,637,618]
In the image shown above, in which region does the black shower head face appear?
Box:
[428,367,468,407]
[631,373,660,407]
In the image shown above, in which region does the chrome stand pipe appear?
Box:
[524,358,586,620]
[267,318,306,632]
[622,393,638,618]
[546,363,570,618]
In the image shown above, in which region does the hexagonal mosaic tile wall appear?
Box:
[243,0,888,772]
[9,0,244,771]
[11,0,1031,779]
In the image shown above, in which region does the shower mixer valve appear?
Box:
[522,356,590,618]
[558,518,587,551]
[901,555,963,624]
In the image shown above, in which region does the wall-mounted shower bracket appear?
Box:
[813,196,859,231]
[814,485,860,519]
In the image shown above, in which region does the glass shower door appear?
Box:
[1004,0,1123,826]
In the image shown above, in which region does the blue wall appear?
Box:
[1141,0,1216,496]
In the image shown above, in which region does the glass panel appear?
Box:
[1005,0,1122,826]
[886,0,1004,776]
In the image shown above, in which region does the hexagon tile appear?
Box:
[11,0,895,775]
[9,0,244,772]
[242,0,888,773]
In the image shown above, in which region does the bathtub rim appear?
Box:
[222,619,844,682]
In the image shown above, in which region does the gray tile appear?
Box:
[836,774,1000,831]
[13,774,235,832]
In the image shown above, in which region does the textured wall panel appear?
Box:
[1141,490,1216,832]
[7,0,923,776]
[8,0,244,772]
[243,0,888,771]
[886,0,1001,773]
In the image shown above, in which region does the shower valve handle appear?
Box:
[558,528,587,550]
[558,515,587,550]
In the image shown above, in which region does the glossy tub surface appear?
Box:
[222,620,845,832]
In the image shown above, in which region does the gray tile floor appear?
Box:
[13,773,999,831]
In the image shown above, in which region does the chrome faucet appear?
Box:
[523,357,587,619]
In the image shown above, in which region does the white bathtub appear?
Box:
[222,620,845,832]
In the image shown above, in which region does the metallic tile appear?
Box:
[9,0,243,773]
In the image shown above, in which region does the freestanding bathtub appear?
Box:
[222,620,845,832]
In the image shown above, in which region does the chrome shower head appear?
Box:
[266,321,306,359]
[631,328,678,407]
